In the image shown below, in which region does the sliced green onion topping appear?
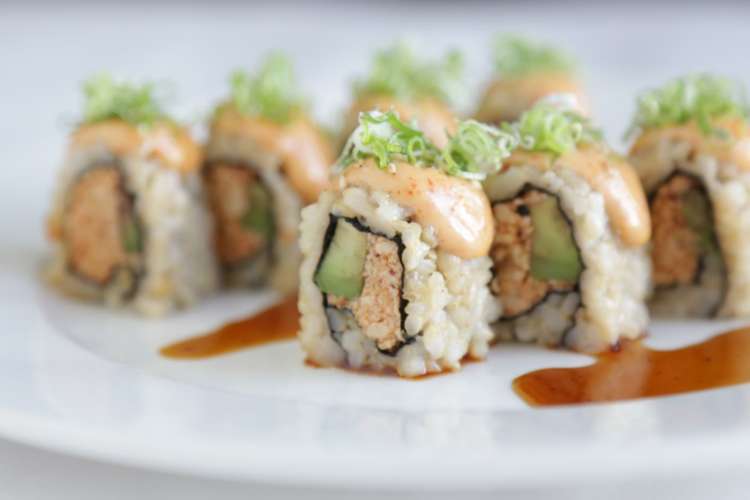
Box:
[338,110,516,179]
[627,74,749,138]
[502,102,601,156]
[338,110,440,169]
[442,120,516,179]
[82,74,167,127]
[354,43,464,104]
[493,36,576,77]
[228,52,307,123]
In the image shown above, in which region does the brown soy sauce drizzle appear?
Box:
[513,326,750,407]
[160,296,298,359]
[161,301,750,405]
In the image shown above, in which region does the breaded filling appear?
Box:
[205,163,269,266]
[328,233,404,351]
[651,174,709,287]
[490,190,576,318]
[63,166,130,284]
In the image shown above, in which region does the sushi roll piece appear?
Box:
[484,102,651,352]
[627,74,750,317]
[475,36,587,124]
[299,111,513,376]
[46,75,218,316]
[340,43,463,149]
[205,54,334,292]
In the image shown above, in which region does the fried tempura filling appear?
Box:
[651,174,716,287]
[205,163,272,266]
[490,190,577,318]
[63,166,137,284]
[327,233,404,351]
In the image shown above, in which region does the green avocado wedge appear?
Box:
[529,197,582,283]
[314,219,368,299]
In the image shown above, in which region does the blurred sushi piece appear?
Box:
[339,42,463,149]
[46,75,218,316]
[484,101,650,352]
[627,74,750,317]
[205,53,335,293]
[475,36,587,124]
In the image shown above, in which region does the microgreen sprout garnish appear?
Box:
[493,36,576,77]
[338,111,516,179]
[503,102,601,156]
[627,74,750,138]
[353,43,464,104]
[228,52,307,123]
[82,74,168,127]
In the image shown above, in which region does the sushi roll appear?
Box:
[205,54,334,292]
[627,75,750,317]
[475,36,587,124]
[46,75,218,316]
[340,43,463,149]
[299,111,514,376]
[484,102,651,352]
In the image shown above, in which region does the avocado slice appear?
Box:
[529,197,582,283]
[241,183,275,239]
[314,219,368,299]
[121,218,142,254]
[682,189,717,255]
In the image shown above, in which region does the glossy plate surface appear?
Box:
[3,1,750,490]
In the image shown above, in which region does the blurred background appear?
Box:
[2,1,750,498]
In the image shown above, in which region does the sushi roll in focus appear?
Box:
[205,54,334,292]
[475,36,587,124]
[46,75,218,316]
[340,43,463,149]
[484,102,651,352]
[627,75,750,317]
[299,111,513,376]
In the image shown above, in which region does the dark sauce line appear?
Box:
[160,296,298,359]
[513,326,750,407]
[160,298,750,404]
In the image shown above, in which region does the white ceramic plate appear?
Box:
[4,256,750,490]
[4,1,750,491]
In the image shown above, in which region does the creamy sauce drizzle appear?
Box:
[503,146,651,246]
[345,95,457,149]
[72,119,202,173]
[211,108,334,203]
[514,326,750,406]
[341,159,494,259]
[476,71,588,123]
[629,117,750,173]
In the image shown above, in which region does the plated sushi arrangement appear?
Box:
[43,36,750,384]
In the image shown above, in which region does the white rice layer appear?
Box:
[630,137,750,317]
[47,142,219,316]
[206,132,302,294]
[485,165,651,353]
[298,187,497,377]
